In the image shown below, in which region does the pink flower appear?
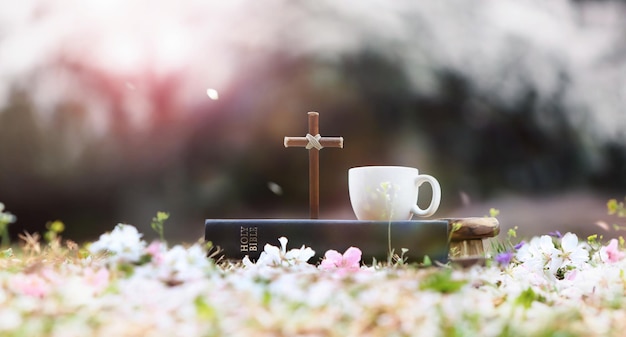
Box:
[600,239,625,263]
[319,247,362,274]
[146,241,166,265]
[566,270,578,281]
[10,274,52,298]
[83,267,110,294]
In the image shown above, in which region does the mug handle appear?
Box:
[411,174,441,217]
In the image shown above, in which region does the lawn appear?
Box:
[0,201,625,336]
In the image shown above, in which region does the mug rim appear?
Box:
[349,165,419,172]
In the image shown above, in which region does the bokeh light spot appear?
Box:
[267,182,283,196]
[206,88,219,100]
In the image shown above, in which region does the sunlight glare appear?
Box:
[96,34,145,75]
[154,24,193,71]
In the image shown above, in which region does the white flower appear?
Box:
[0,203,16,224]
[285,245,315,264]
[558,233,589,269]
[516,235,562,275]
[557,264,623,303]
[89,224,147,263]
[155,244,213,283]
[256,237,288,266]
[244,237,315,268]
[0,309,21,331]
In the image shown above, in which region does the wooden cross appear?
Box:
[284,112,344,219]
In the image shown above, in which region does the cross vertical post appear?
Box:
[308,112,320,219]
[284,112,344,219]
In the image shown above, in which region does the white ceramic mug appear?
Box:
[348,166,441,220]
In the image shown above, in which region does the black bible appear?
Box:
[204,219,449,264]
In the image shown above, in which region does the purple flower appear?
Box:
[495,251,514,266]
[548,231,563,238]
[514,241,526,250]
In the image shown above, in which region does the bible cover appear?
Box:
[204,219,449,264]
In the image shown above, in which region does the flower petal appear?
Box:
[560,233,579,251]
[278,237,288,253]
[319,250,342,270]
[342,247,362,267]
[324,250,343,264]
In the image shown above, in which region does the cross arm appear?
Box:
[283,137,344,148]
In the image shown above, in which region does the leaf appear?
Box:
[489,208,500,218]
[515,287,545,309]
[2,248,12,258]
[194,296,217,321]
[156,211,170,222]
[420,270,466,293]
[150,211,170,242]
[608,199,618,215]
[48,220,65,233]
[587,234,598,245]
[608,198,626,217]
[422,255,432,267]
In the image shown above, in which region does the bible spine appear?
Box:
[204,219,449,263]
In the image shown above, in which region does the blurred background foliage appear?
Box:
[1,0,626,242]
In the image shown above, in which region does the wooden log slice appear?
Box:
[446,217,500,241]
